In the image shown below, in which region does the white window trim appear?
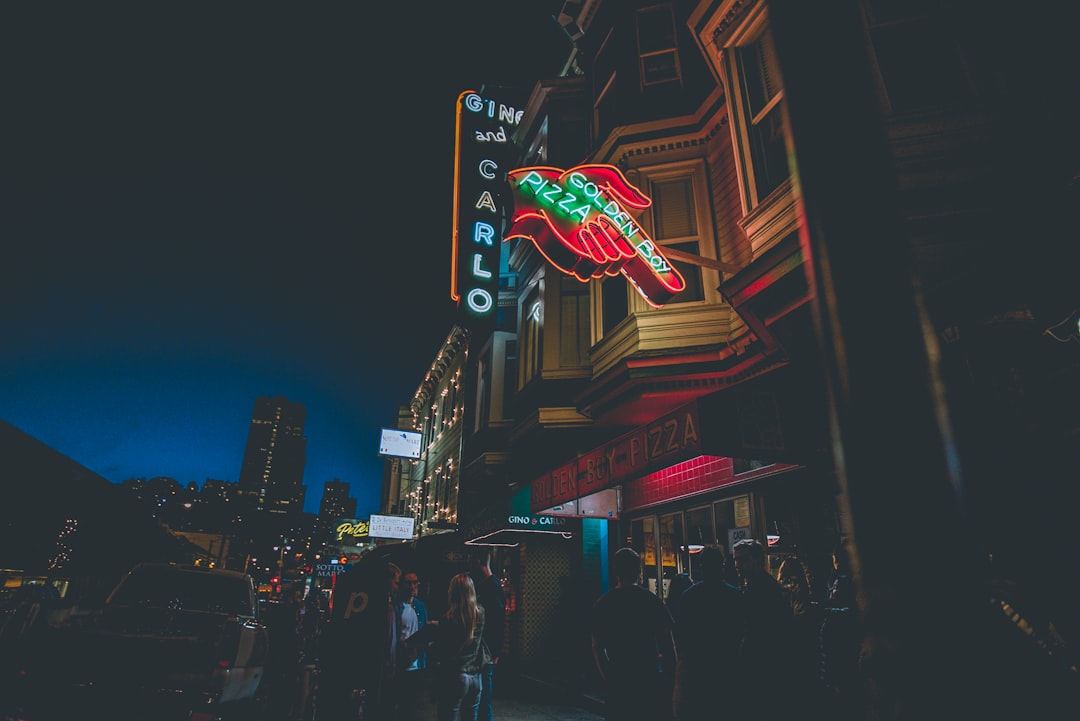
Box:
[638,159,723,309]
[716,3,799,260]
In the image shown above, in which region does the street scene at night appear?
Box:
[2,2,1078,720]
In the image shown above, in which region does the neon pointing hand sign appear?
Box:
[505,164,686,307]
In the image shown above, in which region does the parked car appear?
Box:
[0,562,270,720]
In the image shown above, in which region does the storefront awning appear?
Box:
[462,488,582,546]
[464,526,576,547]
[528,362,829,514]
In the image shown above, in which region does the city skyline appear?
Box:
[119,468,361,522]
[2,398,368,516]
[0,3,567,516]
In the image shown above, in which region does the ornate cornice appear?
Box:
[711,0,756,48]
[591,88,729,169]
[412,325,469,413]
[610,117,728,171]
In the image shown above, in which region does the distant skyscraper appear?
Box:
[318,478,356,524]
[238,396,307,514]
[316,478,357,546]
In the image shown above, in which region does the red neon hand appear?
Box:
[505,164,686,306]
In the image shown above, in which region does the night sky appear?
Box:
[1,3,568,515]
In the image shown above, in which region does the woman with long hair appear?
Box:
[406,572,488,721]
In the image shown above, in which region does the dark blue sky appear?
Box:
[1,3,567,514]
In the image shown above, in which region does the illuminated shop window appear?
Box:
[659,511,684,598]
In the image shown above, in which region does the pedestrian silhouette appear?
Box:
[469,546,505,721]
[664,572,693,624]
[590,547,675,721]
[733,538,795,721]
[391,569,431,721]
[262,584,305,720]
[777,556,826,714]
[672,546,747,721]
[819,546,867,721]
[321,553,401,721]
[407,572,488,721]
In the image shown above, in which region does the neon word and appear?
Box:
[506,164,686,307]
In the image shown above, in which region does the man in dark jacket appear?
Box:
[322,553,401,721]
[673,546,747,721]
[469,546,505,721]
[733,538,795,721]
[590,547,676,721]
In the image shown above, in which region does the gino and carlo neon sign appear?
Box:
[450,91,522,321]
[451,90,685,314]
[506,164,686,307]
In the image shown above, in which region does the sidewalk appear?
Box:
[410,688,604,721]
[409,667,606,721]
[511,667,606,718]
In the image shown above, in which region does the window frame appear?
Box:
[717,6,793,214]
[635,3,682,89]
[559,275,591,368]
[592,28,618,141]
[519,282,543,389]
[639,160,721,307]
[590,160,722,339]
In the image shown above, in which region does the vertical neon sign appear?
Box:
[450,91,522,324]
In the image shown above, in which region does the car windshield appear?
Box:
[109,566,254,617]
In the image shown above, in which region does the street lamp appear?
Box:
[273,543,291,579]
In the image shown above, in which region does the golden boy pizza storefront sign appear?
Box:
[528,369,824,516]
[531,402,703,514]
